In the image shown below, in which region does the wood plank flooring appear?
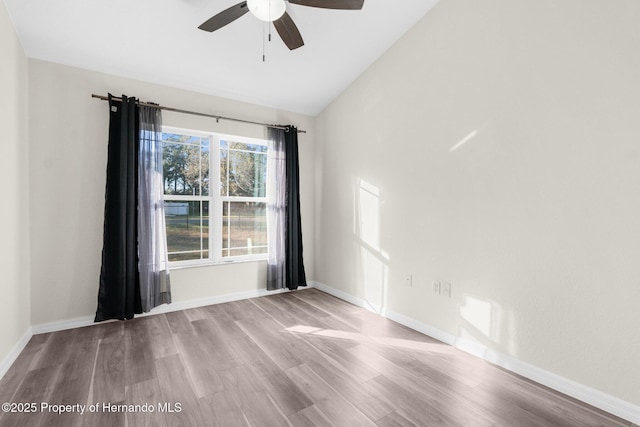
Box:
[0,289,632,426]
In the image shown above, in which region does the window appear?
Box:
[162,127,268,265]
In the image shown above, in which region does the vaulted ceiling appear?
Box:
[5,0,439,115]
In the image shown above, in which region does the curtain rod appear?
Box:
[91,94,306,134]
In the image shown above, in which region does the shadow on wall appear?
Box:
[353,178,389,314]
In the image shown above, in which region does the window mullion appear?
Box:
[212,135,222,263]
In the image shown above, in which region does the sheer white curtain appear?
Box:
[267,127,286,290]
[138,106,172,311]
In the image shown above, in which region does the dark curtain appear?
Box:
[95,94,142,321]
[284,126,307,290]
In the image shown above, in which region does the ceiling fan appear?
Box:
[198,0,365,51]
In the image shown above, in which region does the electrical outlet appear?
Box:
[442,282,451,298]
[405,274,413,287]
[433,281,441,294]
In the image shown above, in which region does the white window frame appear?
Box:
[162,126,269,268]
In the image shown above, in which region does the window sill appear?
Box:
[168,257,268,271]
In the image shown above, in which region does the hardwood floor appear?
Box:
[0,289,631,426]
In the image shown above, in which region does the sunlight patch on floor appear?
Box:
[284,325,455,355]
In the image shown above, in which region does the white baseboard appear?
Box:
[0,327,33,381]
[31,316,95,335]
[147,286,292,315]
[309,281,361,306]
[311,281,640,425]
[31,286,294,335]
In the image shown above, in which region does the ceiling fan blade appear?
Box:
[198,2,249,32]
[288,0,364,10]
[273,12,304,50]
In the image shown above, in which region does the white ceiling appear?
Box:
[5,0,439,116]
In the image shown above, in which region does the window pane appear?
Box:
[219,139,267,198]
[163,133,201,144]
[201,140,210,196]
[227,150,267,197]
[222,202,267,257]
[220,148,228,197]
[165,200,209,262]
[226,140,267,153]
[229,248,265,257]
[163,134,209,196]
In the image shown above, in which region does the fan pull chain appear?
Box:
[262,2,274,62]
[262,0,273,62]
[268,0,272,42]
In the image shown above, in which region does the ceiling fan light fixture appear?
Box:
[247,0,286,22]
